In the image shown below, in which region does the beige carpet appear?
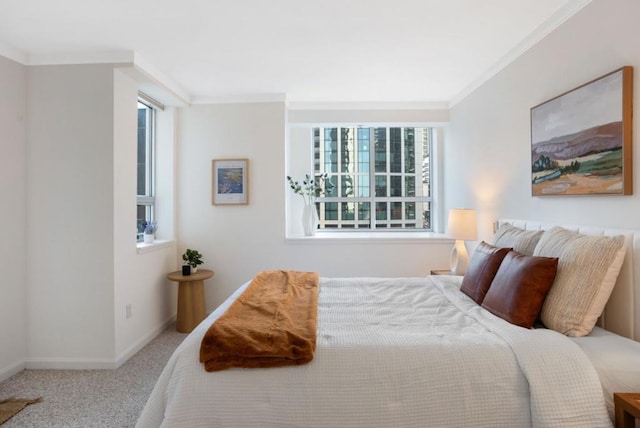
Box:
[0,397,41,425]
[0,324,185,427]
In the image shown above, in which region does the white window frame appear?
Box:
[137,96,157,241]
[313,126,433,232]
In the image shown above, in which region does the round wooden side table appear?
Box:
[167,269,214,333]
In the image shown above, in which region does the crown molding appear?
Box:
[27,50,134,65]
[449,0,592,108]
[287,101,449,111]
[0,41,28,64]
[191,93,287,104]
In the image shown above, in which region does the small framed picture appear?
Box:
[212,159,249,205]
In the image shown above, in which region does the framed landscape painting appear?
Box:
[212,158,249,205]
[531,66,633,196]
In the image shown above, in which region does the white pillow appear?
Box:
[533,227,625,337]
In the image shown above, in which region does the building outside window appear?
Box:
[137,98,155,241]
[313,127,432,230]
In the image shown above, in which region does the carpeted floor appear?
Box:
[0,324,186,427]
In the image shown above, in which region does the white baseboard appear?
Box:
[0,359,26,383]
[23,315,176,371]
[25,357,119,370]
[114,314,176,368]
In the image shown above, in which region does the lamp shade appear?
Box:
[447,209,478,241]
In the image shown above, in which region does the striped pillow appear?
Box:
[533,227,625,337]
[493,223,544,256]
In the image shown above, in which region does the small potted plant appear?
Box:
[143,220,158,243]
[182,249,204,273]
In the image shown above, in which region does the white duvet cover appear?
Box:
[137,275,612,428]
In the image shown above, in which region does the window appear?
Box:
[137,99,155,241]
[313,127,432,230]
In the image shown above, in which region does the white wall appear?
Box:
[26,64,116,365]
[11,63,178,370]
[178,103,451,310]
[446,0,640,242]
[288,107,449,125]
[0,55,27,380]
[113,69,177,362]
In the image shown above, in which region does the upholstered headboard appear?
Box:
[499,219,640,341]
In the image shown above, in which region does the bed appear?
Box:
[137,220,640,428]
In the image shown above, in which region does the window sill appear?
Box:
[286,231,453,245]
[136,239,174,254]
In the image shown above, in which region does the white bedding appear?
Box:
[137,275,612,428]
[572,327,640,420]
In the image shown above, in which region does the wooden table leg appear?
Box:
[176,280,206,333]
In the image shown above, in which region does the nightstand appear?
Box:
[167,269,214,333]
[614,393,640,428]
[430,269,454,276]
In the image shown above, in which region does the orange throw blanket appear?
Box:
[199,270,319,372]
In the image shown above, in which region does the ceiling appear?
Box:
[0,0,590,106]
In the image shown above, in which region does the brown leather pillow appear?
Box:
[460,241,511,304]
[481,251,558,328]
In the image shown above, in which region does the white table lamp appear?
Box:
[447,208,478,275]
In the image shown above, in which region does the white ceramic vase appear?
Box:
[302,203,318,236]
[143,233,154,243]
